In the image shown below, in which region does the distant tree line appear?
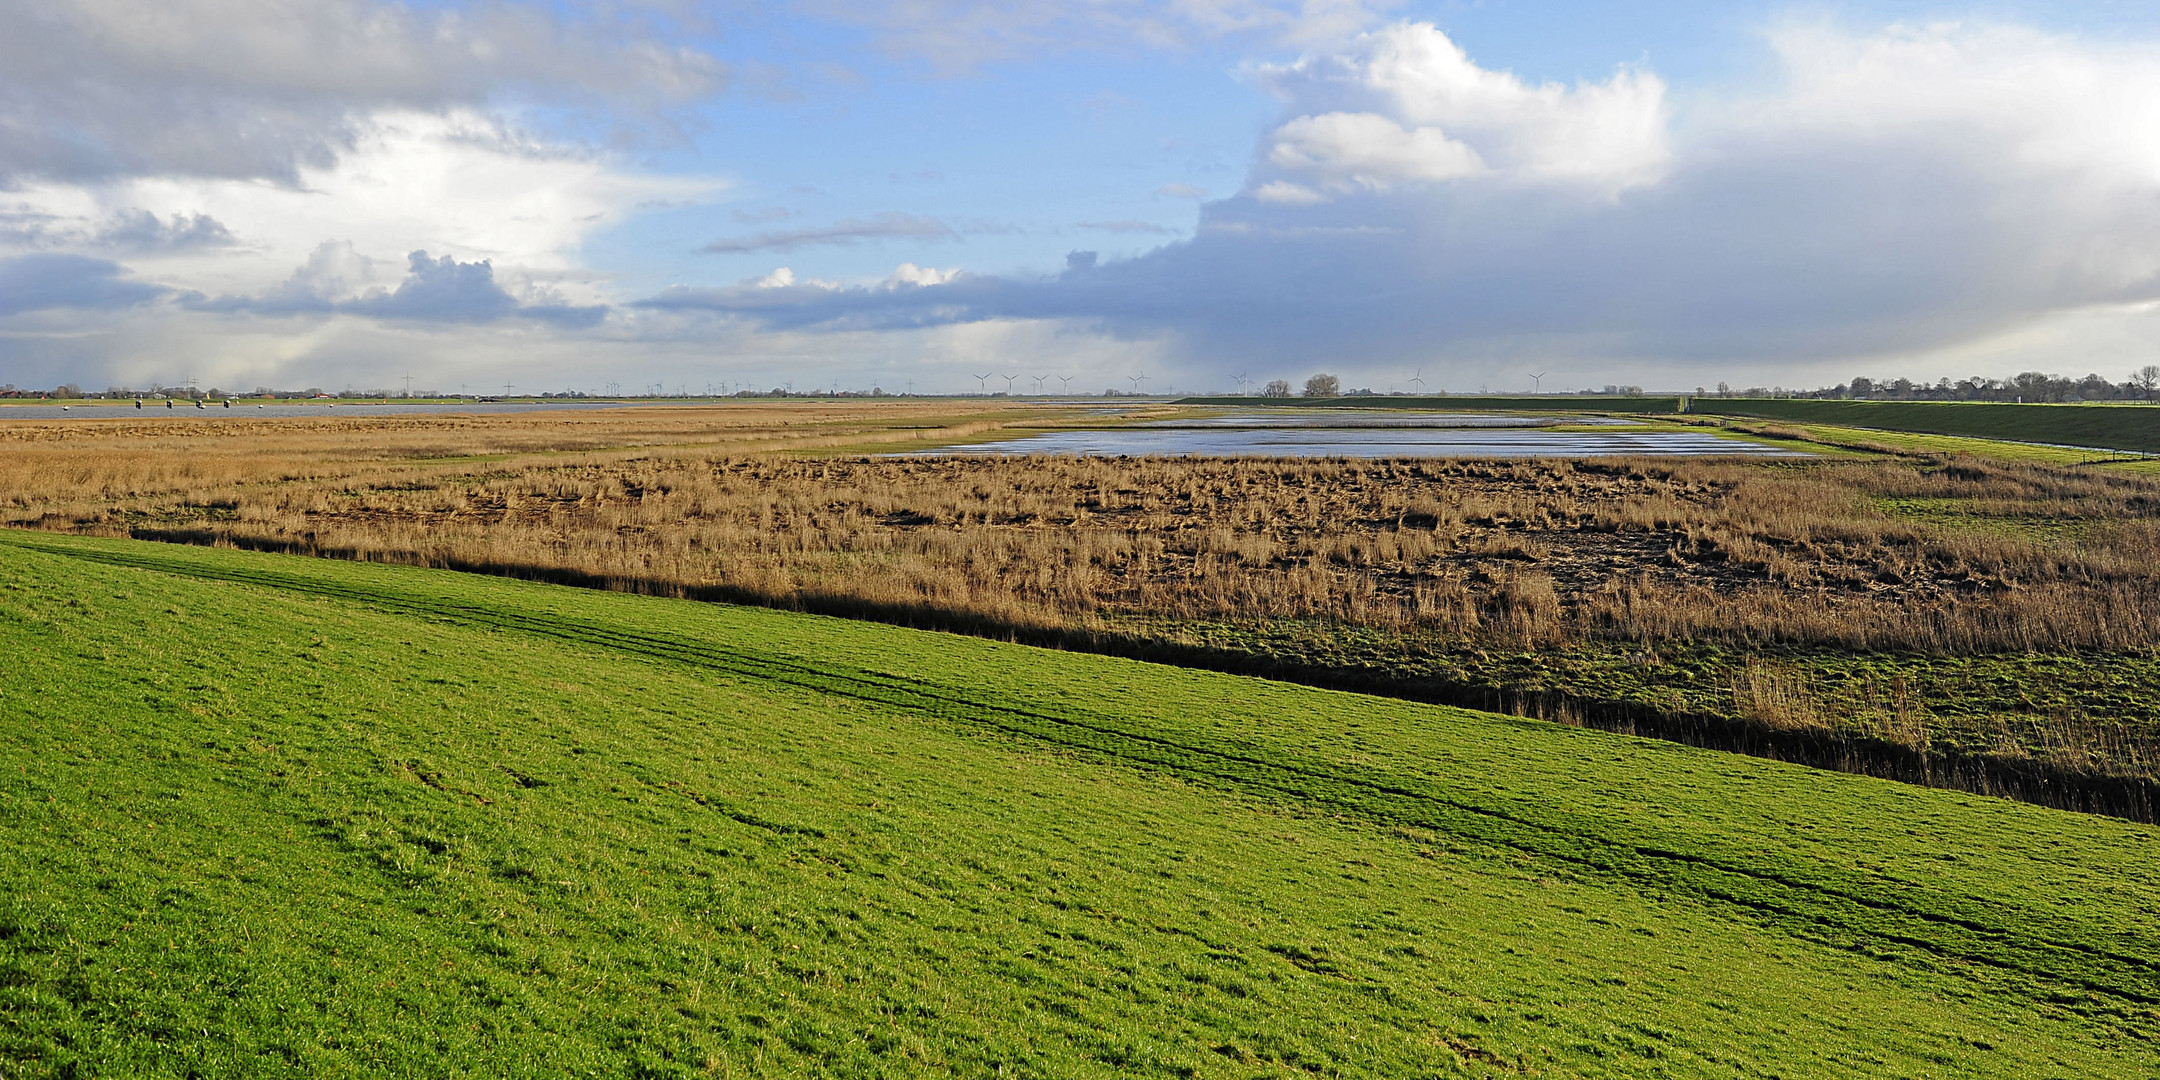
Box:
[1255,374,1358,398]
[1700,367,2160,403]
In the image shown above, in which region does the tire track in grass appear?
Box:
[9,531,2156,1018]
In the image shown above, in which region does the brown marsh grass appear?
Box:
[9,405,2160,653]
[8,403,2160,808]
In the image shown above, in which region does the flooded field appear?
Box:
[1133,411,1621,429]
[917,416,1802,458]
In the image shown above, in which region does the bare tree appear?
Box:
[1303,373,1340,397]
[2136,365,2160,401]
[1261,379,1293,398]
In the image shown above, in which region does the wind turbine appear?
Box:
[1230,371,1249,395]
[1058,375,1074,395]
[973,373,992,394]
[1529,371,1547,394]
[1001,373,1020,394]
[1409,370,1426,395]
[1127,374,1150,395]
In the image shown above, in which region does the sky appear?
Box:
[6,1,2160,396]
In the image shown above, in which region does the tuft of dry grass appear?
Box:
[1733,661,1828,733]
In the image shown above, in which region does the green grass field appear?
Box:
[1691,399,2160,455]
[2,532,2156,1077]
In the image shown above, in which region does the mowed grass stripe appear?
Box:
[7,532,2157,1015]
[3,533,2156,1075]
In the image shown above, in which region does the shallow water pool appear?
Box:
[910,425,1803,459]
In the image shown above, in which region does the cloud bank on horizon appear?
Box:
[4,1,2160,394]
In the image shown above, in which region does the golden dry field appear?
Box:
[7,401,2158,815]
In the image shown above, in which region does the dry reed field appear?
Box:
[8,403,2158,811]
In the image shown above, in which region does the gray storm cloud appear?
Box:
[0,208,238,253]
[0,0,727,183]
[700,213,960,254]
[0,253,167,316]
[187,247,606,328]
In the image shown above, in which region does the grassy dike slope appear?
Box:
[0,534,2155,1078]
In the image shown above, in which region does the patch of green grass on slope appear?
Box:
[1691,399,2160,454]
[1113,614,2160,773]
[0,532,2155,1078]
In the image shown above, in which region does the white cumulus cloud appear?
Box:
[1252,22,1671,199]
[1267,111,1485,189]
[887,263,961,287]
[3,110,722,303]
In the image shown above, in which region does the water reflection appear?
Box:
[1136,411,1627,429]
